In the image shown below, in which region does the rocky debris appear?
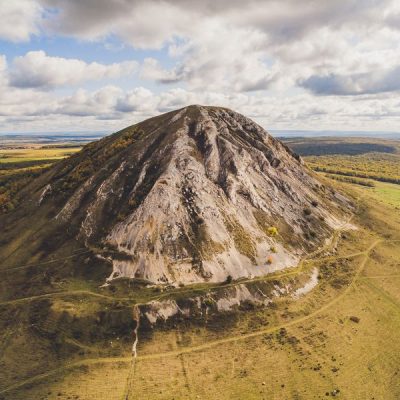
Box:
[140,268,322,325]
[216,284,271,311]
[144,300,186,324]
[292,268,319,298]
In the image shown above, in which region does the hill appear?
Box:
[1,105,350,287]
[1,111,400,399]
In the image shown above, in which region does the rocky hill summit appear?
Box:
[2,105,350,285]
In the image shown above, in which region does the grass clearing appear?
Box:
[362,181,400,208]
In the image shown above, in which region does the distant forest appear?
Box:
[283,137,400,186]
[283,140,396,156]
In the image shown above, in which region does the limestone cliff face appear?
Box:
[34,105,350,285]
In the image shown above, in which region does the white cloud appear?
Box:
[40,0,193,49]
[116,87,158,113]
[56,86,122,116]
[300,65,400,95]
[0,55,8,87]
[9,51,138,89]
[3,1,400,96]
[1,83,400,133]
[1,1,400,132]
[140,58,183,84]
[0,0,42,42]
[0,0,385,96]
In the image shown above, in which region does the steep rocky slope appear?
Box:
[1,105,350,285]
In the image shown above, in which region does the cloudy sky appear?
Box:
[1,0,400,134]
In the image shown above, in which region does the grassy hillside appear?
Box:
[0,138,399,399]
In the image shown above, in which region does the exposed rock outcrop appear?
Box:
[26,105,350,285]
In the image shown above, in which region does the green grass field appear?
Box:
[362,181,400,208]
[323,175,400,209]
[0,140,399,399]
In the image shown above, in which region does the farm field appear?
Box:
[365,181,400,208]
[288,137,400,210]
[0,147,81,164]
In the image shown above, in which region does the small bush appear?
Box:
[225,275,233,284]
[196,216,205,225]
[203,298,214,307]
[267,255,273,264]
[311,200,318,207]
[349,316,360,323]
[270,246,277,253]
[303,207,312,216]
[240,300,257,311]
[267,226,278,236]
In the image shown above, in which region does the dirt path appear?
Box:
[362,277,400,310]
[137,239,382,361]
[0,357,133,396]
[0,245,362,307]
[0,241,366,308]
[0,238,382,396]
[1,249,91,272]
[0,289,131,307]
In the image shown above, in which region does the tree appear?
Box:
[225,275,233,284]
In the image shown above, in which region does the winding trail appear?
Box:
[0,289,131,307]
[0,245,365,308]
[0,237,383,396]
[1,249,91,273]
[0,234,364,308]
